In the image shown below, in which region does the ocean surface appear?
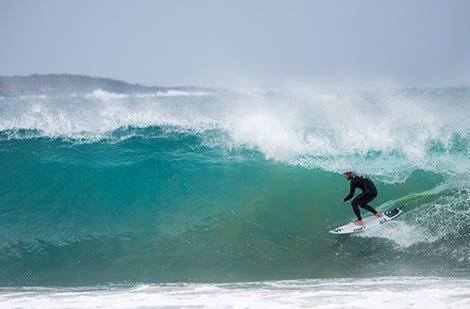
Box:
[1,86,470,307]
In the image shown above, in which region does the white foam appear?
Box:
[1,88,469,179]
[1,277,469,309]
[357,220,439,248]
[357,187,470,248]
[156,90,213,97]
[87,89,129,101]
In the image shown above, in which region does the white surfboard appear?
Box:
[329,208,402,234]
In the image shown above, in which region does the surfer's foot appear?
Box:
[354,220,364,226]
[375,212,383,218]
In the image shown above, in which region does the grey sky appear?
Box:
[1,0,469,87]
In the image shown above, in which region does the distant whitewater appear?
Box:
[0,75,469,306]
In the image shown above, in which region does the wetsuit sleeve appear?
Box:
[343,181,356,201]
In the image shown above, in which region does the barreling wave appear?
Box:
[0,87,469,285]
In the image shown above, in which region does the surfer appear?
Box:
[340,172,382,226]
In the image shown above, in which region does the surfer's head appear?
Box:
[344,171,354,180]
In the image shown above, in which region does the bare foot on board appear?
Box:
[354,220,364,226]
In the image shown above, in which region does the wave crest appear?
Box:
[1,88,469,178]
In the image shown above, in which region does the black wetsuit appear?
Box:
[343,175,378,221]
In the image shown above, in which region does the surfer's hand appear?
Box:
[340,198,344,204]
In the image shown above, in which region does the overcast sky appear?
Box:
[1,0,470,87]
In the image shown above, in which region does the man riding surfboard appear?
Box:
[340,172,382,226]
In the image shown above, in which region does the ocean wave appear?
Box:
[0,141,468,285]
[0,87,469,178]
[1,125,468,179]
[2,86,470,286]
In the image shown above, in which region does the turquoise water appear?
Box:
[1,88,470,286]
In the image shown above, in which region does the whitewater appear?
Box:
[1,86,470,307]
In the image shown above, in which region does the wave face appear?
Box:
[1,87,470,286]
